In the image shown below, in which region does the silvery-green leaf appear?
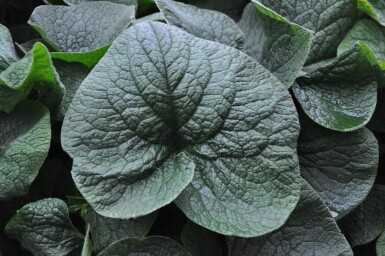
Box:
[29,2,135,68]
[5,198,84,256]
[64,0,137,6]
[0,101,51,201]
[0,24,18,72]
[228,179,353,256]
[258,0,358,64]
[238,2,312,87]
[292,43,377,131]
[377,232,385,256]
[61,22,301,237]
[81,224,92,256]
[156,0,244,49]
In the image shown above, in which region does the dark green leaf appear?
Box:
[61,22,301,237]
[298,119,378,219]
[187,0,248,21]
[98,236,191,256]
[0,101,51,201]
[181,221,222,256]
[5,198,84,256]
[229,179,353,256]
[292,43,377,131]
[339,185,385,246]
[82,207,157,254]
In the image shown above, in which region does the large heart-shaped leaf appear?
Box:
[298,118,378,219]
[292,43,377,131]
[28,2,135,68]
[258,0,358,64]
[238,2,312,88]
[156,0,244,50]
[339,185,385,247]
[83,207,157,254]
[228,179,353,256]
[5,198,84,256]
[62,21,301,237]
[98,236,191,256]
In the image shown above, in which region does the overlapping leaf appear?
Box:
[98,236,190,256]
[62,21,301,237]
[0,101,51,201]
[228,180,353,256]
[292,43,377,131]
[239,2,312,87]
[187,0,248,21]
[339,185,385,247]
[5,198,84,256]
[258,0,358,64]
[156,0,244,50]
[83,207,157,254]
[298,117,378,219]
[357,0,385,26]
[28,2,135,68]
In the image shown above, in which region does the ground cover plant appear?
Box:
[0,0,385,255]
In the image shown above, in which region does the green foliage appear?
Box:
[1,0,385,255]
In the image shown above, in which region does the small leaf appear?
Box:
[82,207,157,254]
[5,198,84,256]
[292,43,377,131]
[29,2,135,68]
[0,42,65,114]
[0,101,51,201]
[357,0,385,26]
[228,179,353,256]
[98,236,191,256]
[238,2,312,87]
[156,0,244,49]
[298,118,378,219]
[181,221,223,256]
[339,185,385,247]
[258,0,358,64]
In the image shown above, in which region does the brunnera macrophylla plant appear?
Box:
[0,0,384,255]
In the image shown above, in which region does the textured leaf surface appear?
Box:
[358,0,385,26]
[62,21,301,237]
[258,0,357,64]
[298,119,378,219]
[377,232,385,256]
[83,207,157,253]
[99,236,190,256]
[0,101,51,201]
[54,60,89,118]
[29,2,134,52]
[338,19,385,88]
[5,198,84,256]
[238,2,312,87]
[64,0,137,6]
[156,0,244,49]
[181,221,222,256]
[0,24,18,72]
[229,180,353,256]
[0,43,64,113]
[292,43,377,131]
[339,185,385,246]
